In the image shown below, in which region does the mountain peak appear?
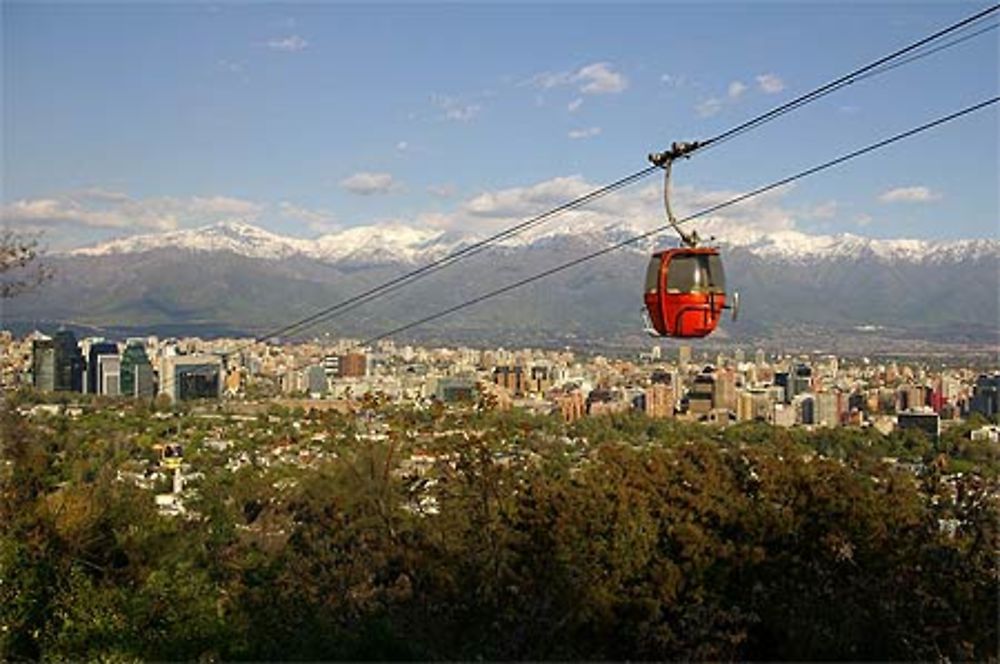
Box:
[67,219,999,266]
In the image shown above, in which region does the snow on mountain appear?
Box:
[70,220,311,260]
[67,219,999,265]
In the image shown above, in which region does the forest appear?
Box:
[1,397,997,661]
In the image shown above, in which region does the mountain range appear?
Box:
[5,220,998,350]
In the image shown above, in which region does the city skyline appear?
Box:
[3,3,998,251]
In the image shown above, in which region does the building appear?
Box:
[96,355,121,396]
[970,374,999,418]
[897,409,941,442]
[160,355,223,402]
[792,364,812,400]
[554,390,585,422]
[970,425,1000,443]
[687,372,715,416]
[678,345,692,370]
[306,365,328,396]
[120,341,154,397]
[337,352,367,378]
[737,388,772,422]
[32,330,84,392]
[434,376,476,402]
[644,382,674,419]
[87,341,118,394]
[815,392,840,428]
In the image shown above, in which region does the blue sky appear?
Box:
[3,2,997,248]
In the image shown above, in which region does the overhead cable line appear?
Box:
[692,4,999,153]
[220,4,998,356]
[358,97,998,347]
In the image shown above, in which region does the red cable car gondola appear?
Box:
[642,142,738,338]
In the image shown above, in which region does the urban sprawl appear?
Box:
[8,329,999,441]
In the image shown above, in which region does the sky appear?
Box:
[2,1,998,250]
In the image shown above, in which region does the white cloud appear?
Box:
[727,80,747,99]
[529,61,628,95]
[696,97,724,117]
[568,126,602,140]
[340,172,398,195]
[266,35,308,52]
[396,141,409,152]
[756,73,785,94]
[409,174,801,242]
[567,97,583,112]
[878,186,941,203]
[855,213,874,227]
[575,62,628,94]
[431,94,482,122]
[0,192,267,232]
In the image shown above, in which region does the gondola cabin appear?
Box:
[644,247,727,338]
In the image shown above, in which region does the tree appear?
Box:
[0,229,51,298]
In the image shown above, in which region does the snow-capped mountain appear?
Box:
[17,218,996,347]
[67,219,1000,265]
[69,220,462,265]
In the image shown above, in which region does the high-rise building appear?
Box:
[31,337,56,391]
[678,345,692,370]
[33,330,85,392]
[970,374,999,418]
[306,365,328,396]
[687,372,715,416]
[815,392,839,428]
[792,363,812,398]
[644,383,674,419]
[87,341,118,394]
[160,355,223,402]
[337,352,367,378]
[97,355,121,396]
[120,341,154,398]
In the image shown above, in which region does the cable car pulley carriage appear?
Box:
[642,141,738,338]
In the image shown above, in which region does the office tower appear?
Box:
[306,365,328,396]
[160,355,223,402]
[794,393,815,425]
[687,371,715,415]
[774,371,791,404]
[33,330,85,392]
[971,374,1000,418]
[97,355,121,396]
[87,341,118,394]
[815,392,839,428]
[755,348,766,367]
[678,345,692,370]
[713,369,737,412]
[793,363,812,398]
[337,352,367,378]
[644,382,674,419]
[120,341,154,397]
[32,337,56,391]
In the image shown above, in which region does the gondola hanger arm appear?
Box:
[648,140,704,248]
